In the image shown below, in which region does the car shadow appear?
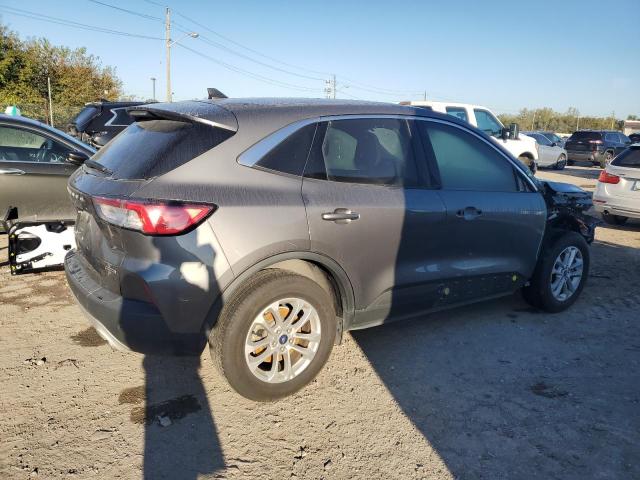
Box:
[118,233,225,479]
[352,238,640,479]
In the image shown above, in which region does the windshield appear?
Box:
[544,133,562,143]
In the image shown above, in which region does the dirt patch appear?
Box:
[530,381,569,399]
[129,394,202,425]
[119,385,145,405]
[70,327,107,347]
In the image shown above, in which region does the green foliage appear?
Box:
[0,23,122,126]
[498,107,625,134]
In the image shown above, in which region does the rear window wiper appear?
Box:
[84,159,112,175]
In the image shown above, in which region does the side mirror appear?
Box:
[551,142,558,147]
[509,123,520,140]
[67,150,89,166]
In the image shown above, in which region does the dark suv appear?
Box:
[565,130,631,168]
[64,99,597,400]
[68,100,152,149]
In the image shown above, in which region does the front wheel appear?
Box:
[209,269,336,401]
[522,232,590,313]
[555,154,567,170]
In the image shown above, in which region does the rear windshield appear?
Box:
[72,106,100,130]
[89,119,234,180]
[568,131,602,141]
[611,148,640,168]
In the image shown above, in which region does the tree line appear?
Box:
[497,107,637,134]
[0,23,122,126]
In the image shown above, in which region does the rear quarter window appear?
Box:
[90,119,234,180]
[255,123,317,176]
[611,148,640,168]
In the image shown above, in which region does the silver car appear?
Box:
[524,132,567,169]
[594,144,640,225]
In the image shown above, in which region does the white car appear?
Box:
[593,145,640,225]
[524,132,568,169]
[402,101,539,173]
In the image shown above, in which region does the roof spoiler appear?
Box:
[127,100,238,132]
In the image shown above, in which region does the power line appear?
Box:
[87,0,162,21]
[176,43,321,93]
[0,5,163,40]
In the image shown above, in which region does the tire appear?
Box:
[555,154,567,170]
[602,213,628,226]
[602,150,614,169]
[519,155,536,175]
[522,232,590,313]
[209,269,336,401]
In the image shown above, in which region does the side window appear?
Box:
[445,107,468,122]
[534,134,551,146]
[419,121,518,192]
[605,133,617,143]
[305,118,419,187]
[0,125,71,163]
[619,133,631,144]
[473,109,503,137]
[256,123,317,176]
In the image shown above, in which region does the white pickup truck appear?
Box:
[402,101,539,173]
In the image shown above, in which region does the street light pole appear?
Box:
[165,7,171,102]
[150,77,156,101]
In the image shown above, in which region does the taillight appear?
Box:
[92,197,214,235]
[598,171,620,184]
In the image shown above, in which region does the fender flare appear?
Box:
[201,251,356,342]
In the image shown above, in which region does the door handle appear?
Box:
[456,206,482,220]
[322,208,360,224]
[0,168,25,175]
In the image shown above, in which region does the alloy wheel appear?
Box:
[549,246,584,302]
[244,298,321,384]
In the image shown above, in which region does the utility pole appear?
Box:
[611,111,615,129]
[423,91,427,101]
[531,110,536,130]
[150,77,156,101]
[165,7,171,102]
[324,75,336,99]
[47,76,54,127]
[332,74,336,99]
[576,114,580,131]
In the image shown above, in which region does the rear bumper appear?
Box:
[566,150,603,163]
[65,250,207,355]
[594,201,640,219]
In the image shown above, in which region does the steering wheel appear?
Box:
[35,139,53,163]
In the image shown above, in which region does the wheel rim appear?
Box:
[549,246,584,302]
[558,155,566,167]
[244,297,321,384]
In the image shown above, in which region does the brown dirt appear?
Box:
[0,166,639,479]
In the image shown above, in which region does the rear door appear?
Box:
[0,123,78,222]
[416,118,546,305]
[302,117,448,326]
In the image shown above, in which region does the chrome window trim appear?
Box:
[236,114,539,192]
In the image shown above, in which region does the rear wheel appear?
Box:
[209,269,336,401]
[522,232,589,313]
[602,213,628,226]
[555,154,567,170]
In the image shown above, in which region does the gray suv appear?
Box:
[65,99,597,400]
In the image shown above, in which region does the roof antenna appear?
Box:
[207,88,228,100]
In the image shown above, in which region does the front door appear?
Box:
[417,118,547,305]
[302,117,447,327]
[0,124,78,223]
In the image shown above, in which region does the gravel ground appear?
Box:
[1,166,639,480]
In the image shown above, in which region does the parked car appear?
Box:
[68,100,152,149]
[629,133,640,143]
[536,131,566,148]
[0,114,94,230]
[522,132,567,169]
[593,144,640,225]
[65,98,596,401]
[565,130,631,168]
[402,101,539,173]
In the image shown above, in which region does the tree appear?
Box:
[628,115,638,121]
[0,23,122,125]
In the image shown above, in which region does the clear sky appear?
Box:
[1,0,638,118]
